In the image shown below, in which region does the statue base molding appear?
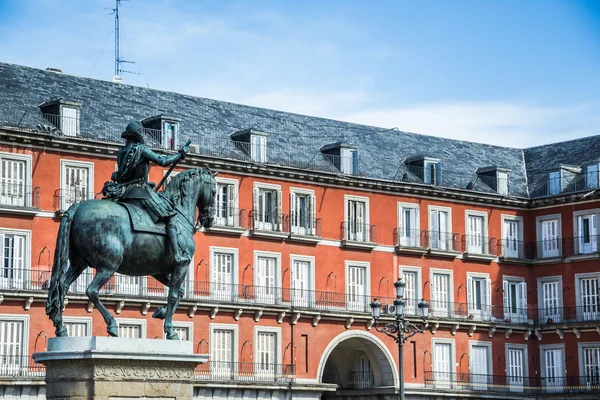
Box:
[33,337,208,400]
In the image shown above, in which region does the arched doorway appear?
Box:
[318,330,398,395]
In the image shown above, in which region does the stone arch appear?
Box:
[317,330,399,389]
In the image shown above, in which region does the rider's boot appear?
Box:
[166,222,188,265]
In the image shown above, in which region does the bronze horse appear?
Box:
[45,168,217,339]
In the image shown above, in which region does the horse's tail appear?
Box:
[45,203,81,321]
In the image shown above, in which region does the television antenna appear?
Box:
[109,0,138,82]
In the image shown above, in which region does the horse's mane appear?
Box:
[163,167,211,206]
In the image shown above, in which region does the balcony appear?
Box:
[393,228,427,255]
[0,268,52,291]
[54,188,97,213]
[323,370,375,389]
[422,230,460,258]
[285,215,322,244]
[461,235,497,261]
[497,239,535,263]
[340,221,377,250]
[0,355,45,379]
[534,238,563,261]
[249,209,289,240]
[195,361,295,383]
[566,235,600,258]
[536,305,600,325]
[0,182,40,215]
[424,371,600,395]
[206,207,246,235]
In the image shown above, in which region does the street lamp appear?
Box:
[370,280,429,400]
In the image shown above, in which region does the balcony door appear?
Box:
[212,252,234,301]
[347,200,366,242]
[431,273,450,318]
[430,209,449,250]
[507,348,525,392]
[402,270,418,315]
[470,345,489,390]
[0,233,25,290]
[539,280,561,323]
[580,277,599,321]
[63,164,90,210]
[433,342,452,388]
[0,158,26,207]
[542,348,564,392]
[398,206,418,247]
[255,256,276,304]
[0,319,24,375]
[503,220,520,258]
[577,214,598,254]
[347,265,366,312]
[212,329,234,378]
[291,259,311,308]
[256,331,276,377]
[215,183,235,227]
[540,219,560,258]
[467,215,484,254]
[582,347,600,386]
[467,276,491,320]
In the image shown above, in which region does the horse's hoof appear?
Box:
[107,324,119,337]
[56,326,68,337]
[166,331,180,340]
[152,307,167,320]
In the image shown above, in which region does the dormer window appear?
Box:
[405,156,441,186]
[321,142,359,175]
[231,129,268,163]
[586,163,600,189]
[476,166,510,195]
[548,165,580,196]
[424,160,440,185]
[142,115,180,150]
[549,171,561,195]
[39,99,81,137]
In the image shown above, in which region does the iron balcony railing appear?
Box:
[284,214,322,237]
[53,188,97,212]
[0,182,40,209]
[537,305,600,325]
[393,228,425,248]
[344,370,376,389]
[529,172,591,199]
[566,235,600,257]
[534,238,563,259]
[341,221,377,243]
[249,209,286,233]
[497,239,535,260]
[461,235,497,256]
[211,207,246,229]
[422,230,460,252]
[0,355,45,378]
[0,268,52,291]
[424,371,600,394]
[195,361,295,383]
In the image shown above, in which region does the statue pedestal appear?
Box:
[33,337,208,400]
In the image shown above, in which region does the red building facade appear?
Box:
[0,63,599,399]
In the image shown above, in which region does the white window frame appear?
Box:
[578,342,600,384]
[345,260,371,312]
[424,158,441,185]
[209,323,239,378]
[214,177,240,227]
[501,215,524,258]
[469,340,493,389]
[497,171,509,195]
[0,228,32,290]
[344,194,370,242]
[431,338,456,386]
[290,254,316,307]
[397,202,420,247]
[466,272,491,320]
[115,318,147,339]
[573,209,600,255]
[549,171,561,195]
[0,314,29,357]
[62,316,93,337]
[539,343,565,391]
[0,152,32,208]
[61,106,80,136]
[290,187,317,236]
[162,120,179,150]
[250,134,267,163]
[253,326,282,367]
[60,159,94,210]
[209,246,239,301]
[399,266,422,315]
[537,275,563,324]
[428,205,453,250]
[575,272,600,321]
[429,268,454,318]
[253,182,282,232]
[586,164,600,189]
[253,250,282,304]
[167,321,194,341]
[465,210,489,254]
[505,343,529,392]
[535,214,562,258]
[503,275,528,323]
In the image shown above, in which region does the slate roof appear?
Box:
[0,62,597,199]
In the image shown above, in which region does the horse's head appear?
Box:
[197,169,218,228]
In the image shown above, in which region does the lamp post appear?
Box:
[370,278,429,400]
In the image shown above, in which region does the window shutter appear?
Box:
[467,276,473,312]
[253,187,260,227]
[503,281,509,310]
[357,202,365,240]
[290,192,297,233]
[227,184,235,214]
[276,190,283,231]
[310,194,317,235]
[519,282,527,311]
[485,278,492,311]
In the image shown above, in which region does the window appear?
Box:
[502,216,523,258]
[163,121,179,150]
[170,322,193,341]
[537,276,562,324]
[398,203,419,247]
[290,189,317,236]
[0,316,28,374]
[503,277,527,323]
[549,171,561,195]
[341,148,359,175]
[114,273,144,296]
[0,230,29,290]
[506,344,528,392]
[63,317,92,337]
[116,319,146,339]
[253,184,282,231]
[61,106,79,136]
[429,207,452,251]
[60,160,94,211]
[587,164,599,189]
[575,273,600,321]
[251,134,267,162]
[497,171,509,195]
[574,211,598,255]
[424,160,441,185]
[536,215,561,258]
[290,255,315,308]
[0,154,31,208]
[210,324,238,378]
[465,211,488,254]
[469,342,492,390]
[432,339,455,387]
[467,274,491,320]
[210,247,238,301]
[579,344,600,386]
[540,345,565,392]
[346,262,369,312]
[345,196,370,242]
[400,266,421,315]
[254,327,281,376]
[430,269,453,318]
[254,251,281,305]
[214,178,239,228]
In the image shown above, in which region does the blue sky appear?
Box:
[1,0,599,147]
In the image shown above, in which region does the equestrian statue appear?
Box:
[45,121,217,339]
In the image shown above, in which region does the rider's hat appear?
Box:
[121,121,145,143]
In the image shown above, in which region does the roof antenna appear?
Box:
[111,0,138,83]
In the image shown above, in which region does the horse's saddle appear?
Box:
[119,202,166,235]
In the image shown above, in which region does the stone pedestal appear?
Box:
[33,337,208,400]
